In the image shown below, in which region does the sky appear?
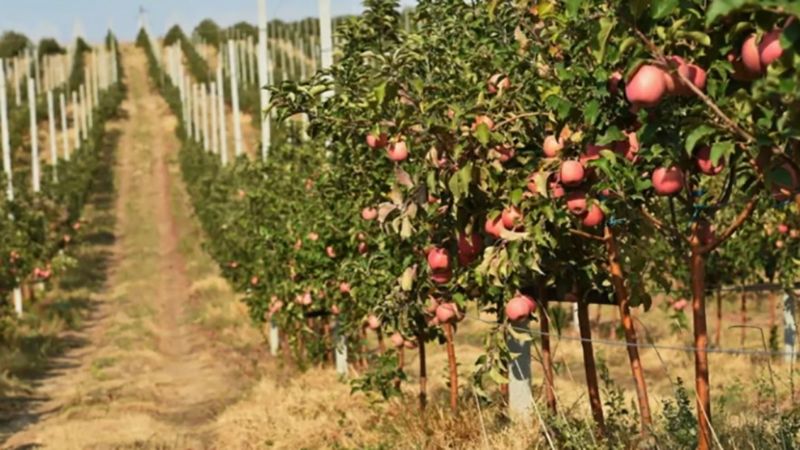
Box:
[0,0,417,44]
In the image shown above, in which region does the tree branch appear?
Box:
[569,228,606,242]
[701,194,760,254]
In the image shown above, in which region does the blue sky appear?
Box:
[0,0,417,44]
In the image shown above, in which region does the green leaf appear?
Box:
[709,141,734,165]
[564,0,581,16]
[706,0,747,26]
[475,123,491,145]
[684,125,716,154]
[677,31,712,46]
[593,18,616,63]
[583,99,600,126]
[596,126,625,145]
[651,0,679,19]
[374,81,386,105]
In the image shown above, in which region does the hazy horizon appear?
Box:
[0,0,417,45]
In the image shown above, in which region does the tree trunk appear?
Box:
[417,332,427,410]
[714,289,722,348]
[577,301,605,434]
[377,328,385,354]
[395,347,404,390]
[740,287,747,347]
[604,226,652,432]
[690,246,711,450]
[443,322,458,413]
[540,297,557,414]
[323,321,333,365]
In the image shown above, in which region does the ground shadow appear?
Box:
[0,124,123,444]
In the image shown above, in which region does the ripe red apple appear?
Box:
[543,135,564,158]
[430,268,452,284]
[390,332,405,348]
[361,207,378,221]
[694,146,724,175]
[625,65,667,107]
[357,232,367,241]
[326,246,337,258]
[501,206,524,230]
[758,29,784,67]
[560,160,585,186]
[367,314,381,330]
[493,144,515,163]
[790,229,799,239]
[308,232,319,241]
[472,115,495,131]
[580,144,605,166]
[425,297,440,314]
[776,240,785,249]
[566,190,587,215]
[672,298,688,311]
[485,214,506,238]
[741,34,763,75]
[652,166,684,196]
[366,132,388,149]
[550,180,566,199]
[664,56,706,95]
[435,303,459,324]
[505,296,533,322]
[387,140,409,161]
[457,232,482,266]
[613,131,639,162]
[331,304,340,315]
[427,247,450,271]
[487,73,510,94]
[358,242,369,254]
[339,282,351,294]
[250,276,259,286]
[582,203,604,227]
[777,223,789,234]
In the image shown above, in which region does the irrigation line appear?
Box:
[462,315,800,359]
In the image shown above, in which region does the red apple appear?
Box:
[457,232,482,266]
[390,332,405,348]
[758,29,784,67]
[550,180,566,199]
[493,144,515,163]
[777,223,789,234]
[625,65,667,107]
[505,296,533,322]
[694,146,724,175]
[501,206,524,230]
[435,303,459,324]
[673,298,688,311]
[339,282,351,294]
[431,268,452,284]
[652,166,684,196]
[358,242,369,254]
[741,34,763,75]
[488,73,510,94]
[608,71,622,95]
[427,247,450,271]
[308,232,319,241]
[613,131,639,162]
[580,144,605,166]
[367,314,381,330]
[326,246,337,258]
[331,304,340,315]
[582,203,604,227]
[361,207,378,221]
[560,160,585,186]
[366,132,388,149]
[566,190,587,215]
[387,140,409,161]
[472,115,495,131]
[543,135,564,158]
[485,214,506,238]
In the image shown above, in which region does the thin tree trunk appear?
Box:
[577,302,605,434]
[690,245,711,450]
[604,226,652,432]
[715,289,722,348]
[417,333,427,410]
[537,280,557,415]
[443,322,458,413]
[395,347,404,390]
[740,287,747,347]
[323,321,333,365]
[377,328,385,354]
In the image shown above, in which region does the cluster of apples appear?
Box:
[425,298,463,326]
[735,29,784,80]
[367,131,410,162]
[390,332,418,349]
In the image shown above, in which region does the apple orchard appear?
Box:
[136,0,800,448]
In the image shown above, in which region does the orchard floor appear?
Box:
[1,45,797,450]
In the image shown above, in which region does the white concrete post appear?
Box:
[192,83,200,143]
[80,85,89,139]
[0,59,13,201]
[72,91,81,148]
[508,319,533,421]
[333,319,348,377]
[258,0,271,162]
[210,82,219,155]
[319,0,334,100]
[59,93,70,161]
[785,289,797,365]
[216,61,229,166]
[248,37,257,87]
[228,40,243,158]
[201,83,210,152]
[269,319,280,356]
[28,79,41,193]
[46,90,58,182]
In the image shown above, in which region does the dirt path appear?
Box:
[2,45,262,450]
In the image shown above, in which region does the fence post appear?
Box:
[258,0,272,162]
[46,90,58,182]
[508,319,533,421]
[333,318,348,378]
[216,60,228,166]
[785,288,797,365]
[59,93,70,161]
[270,318,280,356]
[228,40,243,158]
[28,79,40,193]
[0,58,13,201]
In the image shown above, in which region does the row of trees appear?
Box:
[142,1,799,447]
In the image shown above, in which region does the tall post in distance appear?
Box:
[228,40,243,158]
[46,90,58,182]
[258,0,271,162]
[28,79,41,193]
[216,60,229,166]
